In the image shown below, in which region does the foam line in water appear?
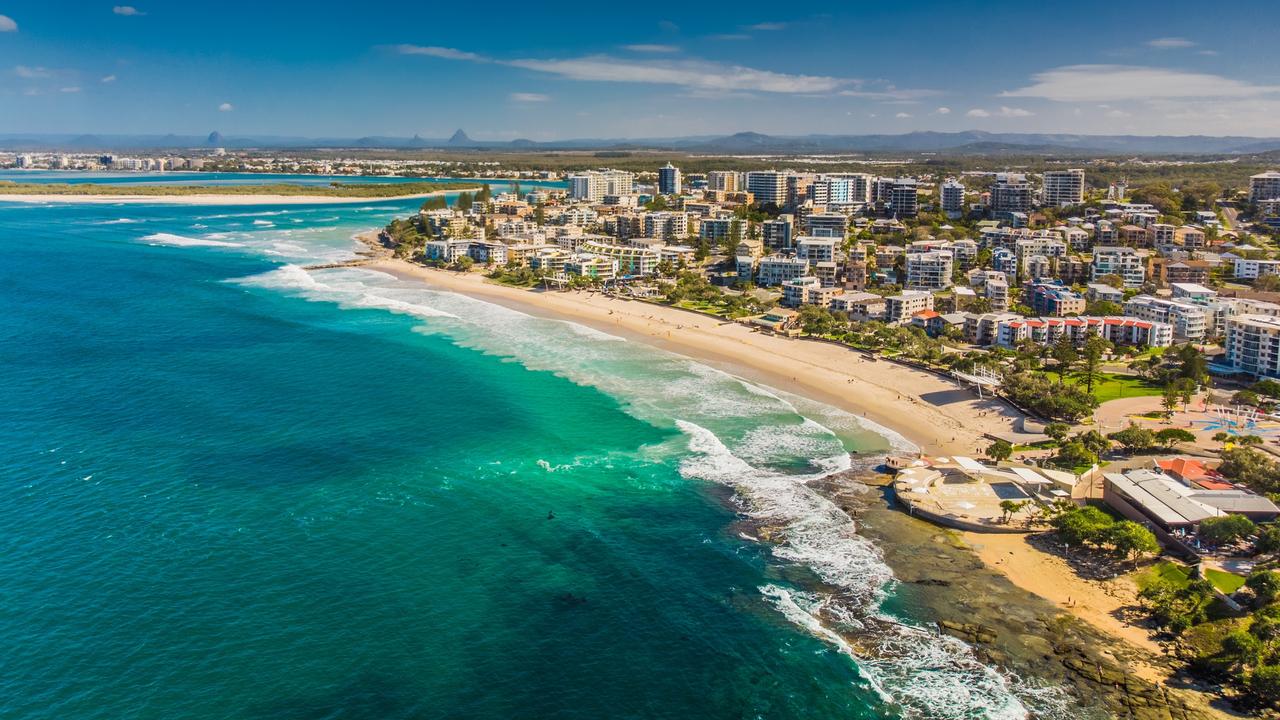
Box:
[674,419,1048,720]
[143,232,245,248]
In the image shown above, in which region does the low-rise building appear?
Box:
[885,291,934,324]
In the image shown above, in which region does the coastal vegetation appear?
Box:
[0,180,481,198]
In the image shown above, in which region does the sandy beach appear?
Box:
[0,189,475,206]
[368,259,1022,457]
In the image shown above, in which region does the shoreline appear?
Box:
[0,188,478,206]
[353,255,1236,713]
[365,257,1023,457]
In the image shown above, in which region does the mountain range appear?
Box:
[3,129,1280,156]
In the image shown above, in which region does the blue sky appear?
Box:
[1,0,1278,138]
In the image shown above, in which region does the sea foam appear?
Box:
[143,232,245,248]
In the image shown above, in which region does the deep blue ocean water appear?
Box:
[0,174,1041,719]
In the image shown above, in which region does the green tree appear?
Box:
[1075,335,1112,396]
[985,439,1013,463]
[1052,506,1114,546]
[1052,441,1098,470]
[1247,570,1280,605]
[1256,525,1280,555]
[1044,422,1072,443]
[1155,427,1196,450]
[1107,520,1160,564]
[1199,514,1258,546]
[1109,423,1157,453]
[1049,335,1078,384]
[999,499,1028,523]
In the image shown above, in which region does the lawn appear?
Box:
[1068,373,1164,404]
[1204,568,1247,594]
[1136,560,1192,590]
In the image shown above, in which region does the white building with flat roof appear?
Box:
[1042,169,1085,207]
[1226,314,1280,378]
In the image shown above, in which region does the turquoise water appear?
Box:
[0,178,1044,719]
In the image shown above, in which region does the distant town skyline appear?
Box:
[1,0,1277,138]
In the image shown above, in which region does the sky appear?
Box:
[0,0,1278,139]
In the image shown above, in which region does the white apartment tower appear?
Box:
[1043,169,1085,207]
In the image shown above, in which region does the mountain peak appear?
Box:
[448,129,473,146]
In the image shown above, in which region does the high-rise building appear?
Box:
[1042,169,1085,207]
[568,169,634,202]
[990,173,1034,214]
[762,215,794,251]
[707,171,740,192]
[1250,171,1280,203]
[657,163,682,195]
[940,179,965,217]
[745,171,787,207]
[1226,315,1280,378]
[888,179,918,218]
[813,173,872,205]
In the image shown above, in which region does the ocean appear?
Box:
[0,174,1047,719]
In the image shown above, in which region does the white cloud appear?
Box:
[510,92,549,102]
[934,106,951,115]
[707,33,751,41]
[748,22,787,30]
[506,55,849,93]
[112,5,144,16]
[101,74,117,83]
[837,86,939,101]
[1105,108,1131,118]
[895,112,912,118]
[1003,64,1280,102]
[965,108,990,117]
[14,65,53,79]
[1146,37,1195,49]
[0,14,16,32]
[393,45,488,62]
[395,44,934,97]
[998,106,1033,117]
[218,102,234,112]
[621,44,678,53]
[60,86,80,93]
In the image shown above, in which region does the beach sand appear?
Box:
[0,189,472,206]
[369,260,1022,457]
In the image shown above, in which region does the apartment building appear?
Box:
[757,255,811,286]
[1042,169,1085,207]
[707,171,740,192]
[997,316,1173,349]
[1124,295,1209,341]
[990,173,1034,214]
[804,211,849,237]
[1026,281,1086,316]
[1226,315,1280,378]
[657,163,682,195]
[831,292,887,322]
[762,216,795,251]
[940,179,965,217]
[644,211,688,240]
[885,291,935,324]
[905,251,954,290]
[580,241,660,276]
[887,178,919,218]
[1091,246,1146,288]
[1234,258,1280,280]
[1250,171,1280,203]
[745,171,787,206]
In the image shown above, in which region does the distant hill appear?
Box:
[3,129,1280,156]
